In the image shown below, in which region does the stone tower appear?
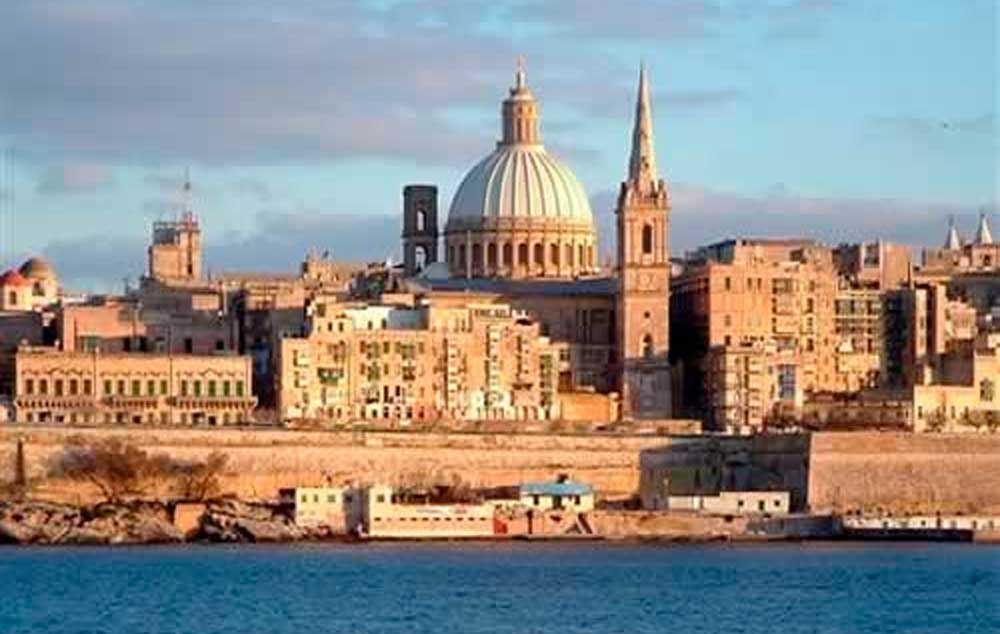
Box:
[616,64,672,420]
[402,184,439,276]
[148,173,202,283]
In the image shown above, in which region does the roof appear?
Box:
[411,276,616,298]
[0,270,30,287]
[18,257,57,280]
[520,481,593,497]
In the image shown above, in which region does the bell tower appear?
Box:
[616,64,672,419]
[402,184,439,276]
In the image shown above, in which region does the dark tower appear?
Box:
[402,185,439,276]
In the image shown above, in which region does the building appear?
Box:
[663,491,790,516]
[443,60,597,281]
[277,296,562,423]
[0,258,60,312]
[402,62,674,421]
[147,176,202,284]
[911,333,999,433]
[671,239,836,428]
[918,214,998,280]
[286,486,364,532]
[519,479,595,512]
[12,346,256,425]
[362,484,496,538]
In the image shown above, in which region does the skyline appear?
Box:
[0,0,996,291]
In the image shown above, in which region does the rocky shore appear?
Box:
[0,499,323,545]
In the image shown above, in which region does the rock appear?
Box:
[0,500,181,545]
[195,499,303,543]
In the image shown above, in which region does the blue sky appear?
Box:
[0,0,995,290]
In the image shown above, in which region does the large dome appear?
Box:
[444,62,598,280]
[447,144,593,227]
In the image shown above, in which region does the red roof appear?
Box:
[0,269,31,287]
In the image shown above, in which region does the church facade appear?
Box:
[404,63,673,419]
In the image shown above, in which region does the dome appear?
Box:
[447,144,593,227]
[19,257,57,281]
[443,60,598,280]
[0,270,30,287]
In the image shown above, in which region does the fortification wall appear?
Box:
[0,426,673,504]
[2,427,997,514]
[808,433,1000,514]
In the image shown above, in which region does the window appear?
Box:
[642,334,654,359]
[376,494,385,503]
[184,338,194,353]
[208,380,217,397]
[724,277,731,291]
[641,224,653,255]
[193,381,202,397]
[517,243,528,266]
[147,380,156,396]
[24,379,34,395]
[327,494,337,503]
[180,381,188,397]
[104,380,112,395]
[117,380,125,395]
[223,381,231,397]
[83,380,92,395]
[236,381,245,397]
[160,380,168,395]
[54,379,63,396]
[981,379,994,403]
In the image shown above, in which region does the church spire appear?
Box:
[944,215,962,250]
[500,56,540,146]
[628,63,657,188]
[975,211,994,245]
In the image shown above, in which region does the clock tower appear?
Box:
[616,64,672,419]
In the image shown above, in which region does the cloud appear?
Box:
[36,163,115,195]
[871,113,995,138]
[589,183,995,258]
[0,2,508,165]
[42,209,402,291]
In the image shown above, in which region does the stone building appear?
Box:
[12,346,256,425]
[401,62,673,421]
[670,239,837,428]
[0,258,60,312]
[918,214,998,280]
[277,296,562,423]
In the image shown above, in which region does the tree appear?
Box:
[50,438,160,502]
[174,452,229,501]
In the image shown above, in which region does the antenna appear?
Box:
[181,166,195,224]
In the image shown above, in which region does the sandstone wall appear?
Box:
[0,426,672,504]
[808,433,1000,514]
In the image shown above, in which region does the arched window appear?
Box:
[578,244,585,268]
[642,223,653,255]
[472,243,482,270]
[458,245,467,269]
[550,244,559,266]
[487,243,497,268]
[33,282,44,297]
[502,243,513,267]
[533,243,544,266]
[518,243,528,266]
[7,291,16,306]
[414,246,427,272]
[416,210,426,232]
[981,379,995,403]
[565,244,574,267]
[642,334,654,359]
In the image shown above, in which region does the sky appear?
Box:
[0,0,996,291]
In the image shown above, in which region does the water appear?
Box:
[2,542,997,634]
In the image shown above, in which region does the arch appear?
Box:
[7,291,16,306]
[502,243,513,267]
[416,210,426,232]
[487,243,497,269]
[642,223,653,255]
[32,282,44,297]
[565,244,573,268]
[458,245,467,270]
[642,334,654,359]
[448,245,456,267]
[550,243,560,266]
[578,244,586,269]
[518,243,529,266]
[471,243,482,272]
[414,245,428,272]
[533,243,544,266]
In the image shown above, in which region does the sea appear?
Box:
[1,542,996,634]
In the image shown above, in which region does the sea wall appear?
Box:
[0,426,672,504]
[807,433,1000,514]
[2,426,998,515]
